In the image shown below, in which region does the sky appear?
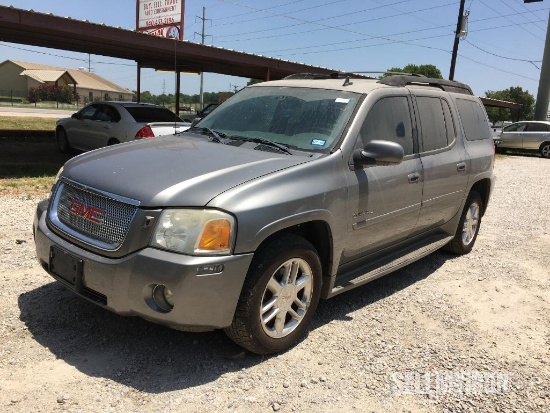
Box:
[0,0,548,103]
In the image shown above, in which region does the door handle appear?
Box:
[103,125,110,129]
[408,172,420,183]
[457,162,466,172]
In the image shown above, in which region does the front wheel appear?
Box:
[444,191,483,255]
[225,234,322,354]
[540,142,550,158]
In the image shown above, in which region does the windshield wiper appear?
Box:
[228,135,292,155]
[187,126,227,143]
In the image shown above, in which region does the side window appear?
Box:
[359,96,414,155]
[526,123,548,132]
[441,99,457,144]
[96,105,121,122]
[416,96,448,152]
[456,99,491,141]
[79,105,97,120]
[504,123,526,132]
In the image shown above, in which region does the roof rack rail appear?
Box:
[377,75,473,95]
[283,73,345,80]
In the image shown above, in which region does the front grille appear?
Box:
[50,179,139,250]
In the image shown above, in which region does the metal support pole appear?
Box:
[176,71,181,115]
[534,11,550,121]
[199,6,205,110]
[136,62,141,103]
[449,0,466,81]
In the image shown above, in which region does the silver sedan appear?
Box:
[494,121,550,158]
[55,101,190,153]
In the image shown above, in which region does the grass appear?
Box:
[0,175,55,196]
[0,116,57,130]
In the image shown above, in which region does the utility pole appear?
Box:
[534,11,550,121]
[195,7,211,110]
[449,0,466,80]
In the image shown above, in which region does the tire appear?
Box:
[444,191,483,255]
[540,142,550,159]
[107,138,120,146]
[56,128,72,153]
[225,234,322,354]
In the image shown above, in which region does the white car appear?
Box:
[55,101,191,152]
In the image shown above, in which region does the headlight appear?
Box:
[151,209,236,255]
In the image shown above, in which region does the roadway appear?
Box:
[0,107,75,119]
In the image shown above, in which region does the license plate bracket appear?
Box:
[49,246,84,292]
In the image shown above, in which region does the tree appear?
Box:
[382,64,443,79]
[484,87,535,123]
[247,79,262,86]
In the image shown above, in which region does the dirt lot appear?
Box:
[0,155,549,413]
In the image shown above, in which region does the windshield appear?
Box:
[195,86,360,153]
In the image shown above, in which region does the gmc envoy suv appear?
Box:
[34,74,495,354]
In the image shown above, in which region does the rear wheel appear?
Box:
[107,138,120,146]
[445,191,482,255]
[56,128,71,153]
[540,142,550,158]
[225,234,322,354]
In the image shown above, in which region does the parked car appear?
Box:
[195,103,219,118]
[35,75,494,354]
[494,120,550,158]
[55,102,191,152]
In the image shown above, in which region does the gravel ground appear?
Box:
[0,155,549,412]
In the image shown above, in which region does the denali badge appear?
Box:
[69,200,104,224]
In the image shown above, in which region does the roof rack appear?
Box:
[377,75,473,96]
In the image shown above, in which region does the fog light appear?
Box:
[152,284,174,312]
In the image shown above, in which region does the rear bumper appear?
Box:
[34,200,253,330]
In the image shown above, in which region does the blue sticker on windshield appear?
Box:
[311,139,326,146]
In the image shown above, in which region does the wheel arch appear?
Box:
[539,141,550,157]
[253,219,333,286]
[469,178,491,216]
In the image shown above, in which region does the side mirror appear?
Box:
[352,140,404,168]
[71,113,79,119]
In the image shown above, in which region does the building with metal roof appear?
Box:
[0,60,133,103]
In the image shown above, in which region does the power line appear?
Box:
[501,0,546,32]
[478,0,545,41]
[463,39,542,63]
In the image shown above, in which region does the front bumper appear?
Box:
[34,200,254,330]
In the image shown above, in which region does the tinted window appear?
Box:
[442,99,456,144]
[125,106,183,123]
[526,122,549,132]
[79,105,97,120]
[503,123,527,132]
[359,96,414,155]
[417,96,448,152]
[95,105,121,122]
[456,99,491,141]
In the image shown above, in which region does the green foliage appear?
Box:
[484,87,535,123]
[382,64,443,79]
[247,79,263,86]
[28,84,74,104]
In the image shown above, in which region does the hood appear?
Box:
[62,135,310,207]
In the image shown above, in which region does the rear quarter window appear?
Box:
[125,107,183,123]
[455,99,491,141]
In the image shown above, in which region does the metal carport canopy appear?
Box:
[0,5,339,80]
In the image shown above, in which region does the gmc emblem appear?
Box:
[69,200,104,224]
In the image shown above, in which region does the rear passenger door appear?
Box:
[523,122,550,150]
[413,92,469,233]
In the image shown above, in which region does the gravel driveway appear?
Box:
[1,155,549,412]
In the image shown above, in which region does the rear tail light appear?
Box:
[135,125,155,139]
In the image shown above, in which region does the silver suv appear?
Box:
[34,75,495,354]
